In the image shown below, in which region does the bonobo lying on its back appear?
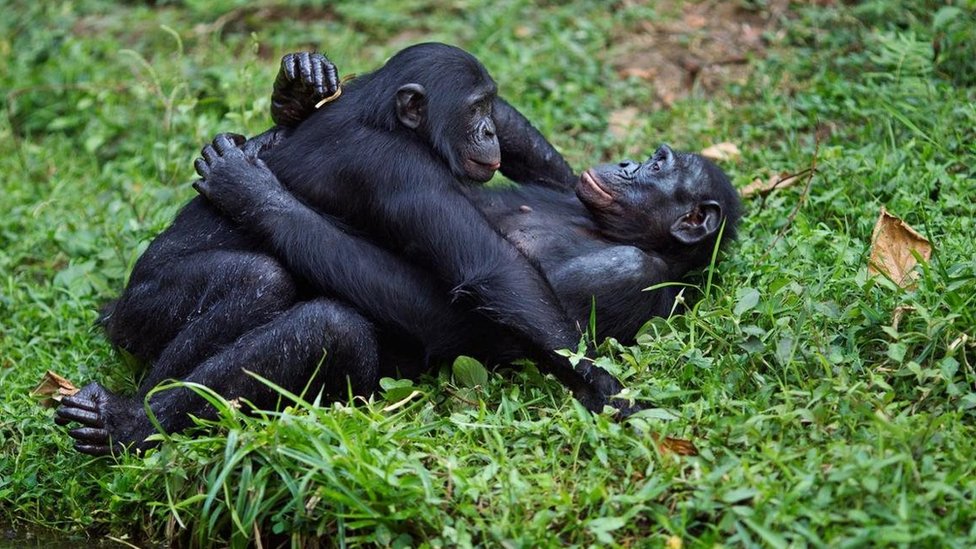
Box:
[473,143,741,344]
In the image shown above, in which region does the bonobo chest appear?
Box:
[475,189,604,269]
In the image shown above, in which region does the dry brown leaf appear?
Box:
[651,433,699,456]
[513,25,532,39]
[868,207,932,288]
[31,370,79,407]
[700,142,740,161]
[608,107,641,140]
[740,170,805,198]
[617,67,657,80]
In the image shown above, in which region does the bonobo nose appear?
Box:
[617,160,640,177]
[483,119,497,140]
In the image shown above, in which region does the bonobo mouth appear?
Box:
[576,169,614,207]
[465,157,501,182]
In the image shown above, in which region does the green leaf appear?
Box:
[379,377,415,401]
[734,287,760,316]
[887,342,907,363]
[587,516,626,544]
[722,487,758,504]
[933,6,962,29]
[452,356,488,388]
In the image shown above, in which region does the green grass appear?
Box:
[2,0,975,546]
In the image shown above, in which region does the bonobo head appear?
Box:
[355,42,501,183]
[576,144,742,269]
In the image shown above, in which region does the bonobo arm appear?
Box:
[193,135,476,358]
[550,246,678,342]
[493,97,578,190]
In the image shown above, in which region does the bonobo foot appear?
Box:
[271,52,341,127]
[54,382,148,456]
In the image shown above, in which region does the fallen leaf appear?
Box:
[31,370,79,407]
[682,11,708,29]
[651,433,699,456]
[700,142,740,161]
[608,107,641,141]
[740,169,808,198]
[868,207,932,288]
[617,67,657,80]
[514,25,532,39]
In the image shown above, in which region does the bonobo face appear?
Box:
[576,144,737,254]
[455,89,501,182]
[392,44,501,183]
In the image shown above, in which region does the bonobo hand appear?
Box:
[193,133,294,226]
[271,52,341,127]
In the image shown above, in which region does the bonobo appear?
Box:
[55,44,633,455]
[473,144,740,343]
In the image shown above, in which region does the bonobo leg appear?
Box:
[103,249,297,367]
[57,298,379,456]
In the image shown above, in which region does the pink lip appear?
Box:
[473,159,501,171]
[582,170,612,202]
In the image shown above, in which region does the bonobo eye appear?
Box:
[470,97,492,117]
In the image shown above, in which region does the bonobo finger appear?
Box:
[213,133,244,157]
[194,157,210,179]
[55,406,104,427]
[324,57,339,95]
[282,53,297,81]
[59,395,99,413]
[192,180,209,198]
[311,55,325,95]
[201,144,218,165]
[240,138,263,162]
[69,426,109,444]
[74,443,113,457]
[299,52,313,87]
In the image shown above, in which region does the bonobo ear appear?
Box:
[670,201,723,245]
[396,83,427,129]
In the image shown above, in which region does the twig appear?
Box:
[443,386,479,406]
[752,166,816,205]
